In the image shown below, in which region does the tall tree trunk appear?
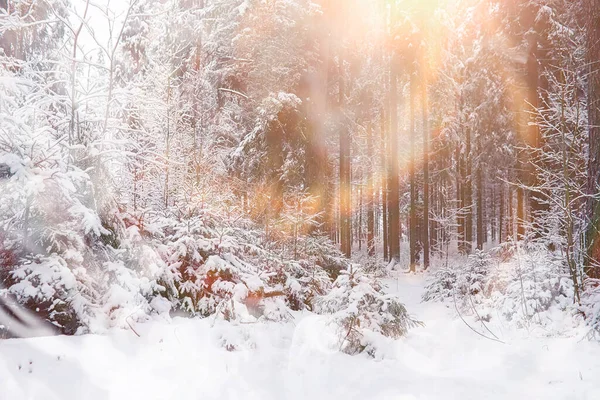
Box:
[499,183,504,243]
[388,55,400,263]
[387,0,400,264]
[358,186,363,251]
[456,143,464,253]
[367,124,375,256]
[526,30,545,235]
[339,53,351,257]
[431,177,438,254]
[465,127,473,254]
[516,185,525,239]
[483,173,489,244]
[509,185,515,241]
[164,77,171,208]
[381,108,389,261]
[491,183,496,243]
[476,155,484,250]
[422,65,430,269]
[585,0,600,278]
[409,72,418,271]
[265,122,284,232]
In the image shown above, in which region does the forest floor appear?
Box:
[1,272,600,400]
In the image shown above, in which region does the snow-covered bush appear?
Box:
[0,169,347,335]
[490,246,573,327]
[3,255,85,335]
[0,154,104,334]
[353,252,388,278]
[422,250,490,305]
[421,263,458,302]
[100,257,167,332]
[423,244,575,329]
[120,212,285,322]
[314,266,422,356]
[581,281,600,338]
[294,234,349,279]
[119,208,337,324]
[0,156,171,334]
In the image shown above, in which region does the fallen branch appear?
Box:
[218,87,249,99]
[467,292,501,341]
[453,291,505,345]
[126,314,141,338]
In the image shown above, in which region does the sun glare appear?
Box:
[1,0,600,398]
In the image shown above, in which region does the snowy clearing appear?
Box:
[1,272,599,400]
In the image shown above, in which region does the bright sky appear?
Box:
[70,0,132,60]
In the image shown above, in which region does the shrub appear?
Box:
[314,266,422,356]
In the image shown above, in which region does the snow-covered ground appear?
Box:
[1,273,599,400]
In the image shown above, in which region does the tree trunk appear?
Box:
[388,59,400,263]
[164,77,171,208]
[585,0,600,278]
[358,186,362,251]
[422,65,430,269]
[367,124,375,256]
[409,72,418,271]
[527,30,546,235]
[381,108,389,261]
[456,143,464,253]
[339,53,351,257]
[465,127,473,254]
[476,156,484,250]
[516,185,525,239]
[499,183,504,243]
[388,3,400,263]
[483,173,488,244]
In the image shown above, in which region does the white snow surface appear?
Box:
[1,273,599,400]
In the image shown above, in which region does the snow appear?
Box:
[1,273,600,400]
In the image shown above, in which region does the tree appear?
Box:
[339,51,352,257]
[421,48,431,268]
[388,4,400,263]
[367,124,376,256]
[585,0,600,278]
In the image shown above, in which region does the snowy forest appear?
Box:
[2,0,600,398]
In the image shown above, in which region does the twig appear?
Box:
[467,292,501,341]
[340,317,360,352]
[453,291,505,345]
[515,244,531,326]
[218,88,249,99]
[126,314,140,338]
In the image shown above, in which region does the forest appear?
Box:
[1,0,600,398]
